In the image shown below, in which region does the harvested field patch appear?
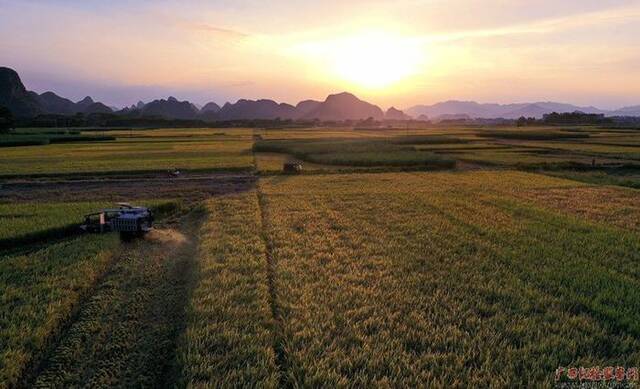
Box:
[32,214,203,388]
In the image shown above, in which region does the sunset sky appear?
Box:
[1,0,639,109]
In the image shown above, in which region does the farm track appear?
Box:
[0,173,256,202]
[256,186,290,388]
[25,212,204,388]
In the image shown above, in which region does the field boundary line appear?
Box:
[256,182,290,387]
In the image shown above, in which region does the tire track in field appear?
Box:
[256,184,290,388]
[27,213,204,388]
[15,238,120,389]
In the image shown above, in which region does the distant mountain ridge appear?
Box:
[385,107,411,121]
[141,96,199,120]
[0,67,42,117]
[216,99,299,120]
[2,66,640,121]
[201,102,221,114]
[405,100,624,120]
[303,92,384,121]
[296,100,322,116]
[0,67,113,117]
[0,67,391,121]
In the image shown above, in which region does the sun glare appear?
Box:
[330,32,424,88]
[291,31,426,90]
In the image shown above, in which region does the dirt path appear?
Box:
[28,212,204,388]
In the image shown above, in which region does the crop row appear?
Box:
[177,192,279,387]
[0,234,119,387]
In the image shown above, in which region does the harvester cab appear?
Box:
[81,203,154,239]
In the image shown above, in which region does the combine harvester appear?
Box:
[80,203,154,240]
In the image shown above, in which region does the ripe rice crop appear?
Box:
[449,149,621,168]
[547,169,640,190]
[0,129,254,176]
[476,130,590,140]
[255,171,640,386]
[0,201,112,249]
[34,220,201,387]
[304,150,455,168]
[511,184,640,231]
[253,138,455,168]
[0,234,119,387]
[177,192,279,387]
[388,135,468,145]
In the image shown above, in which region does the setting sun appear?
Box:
[329,32,425,88]
[290,31,426,90]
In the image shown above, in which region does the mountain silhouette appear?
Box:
[295,100,322,116]
[0,67,116,117]
[433,113,472,122]
[216,99,298,120]
[503,104,550,119]
[2,67,639,121]
[385,107,411,120]
[83,101,113,114]
[0,67,42,117]
[37,91,78,115]
[612,105,640,116]
[198,102,222,121]
[76,96,95,110]
[201,102,221,114]
[406,100,609,119]
[141,97,199,119]
[303,92,384,121]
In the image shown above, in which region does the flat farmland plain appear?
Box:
[168,170,640,386]
[0,128,254,177]
[3,125,640,386]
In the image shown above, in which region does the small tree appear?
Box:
[0,106,14,133]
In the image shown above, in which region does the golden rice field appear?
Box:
[3,125,640,386]
[0,234,118,387]
[0,128,254,176]
[177,192,278,388]
[253,172,640,386]
[163,170,640,387]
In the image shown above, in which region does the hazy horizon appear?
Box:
[1,0,639,110]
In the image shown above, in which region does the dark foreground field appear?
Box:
[1,126,640,387]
